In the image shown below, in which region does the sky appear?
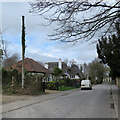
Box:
[1,1,99,65]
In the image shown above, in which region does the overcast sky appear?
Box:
[1,1,100,65]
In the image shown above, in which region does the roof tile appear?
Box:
[6,58,52,74]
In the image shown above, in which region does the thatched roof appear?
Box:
[67,64,84,78]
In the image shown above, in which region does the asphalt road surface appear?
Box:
[3,84,115,118]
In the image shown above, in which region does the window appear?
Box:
[70,75,75,78]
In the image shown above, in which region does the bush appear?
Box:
[58,80,65,86]
[2,69,44,95]
[2,68,22,86]
[91,79,95,84]
[46,81,57,90]
[24,74,43,93]
[2,68,12,86]
[58,85,77,91]
[48,78,81,90]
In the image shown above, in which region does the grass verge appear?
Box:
[58,85,80,91]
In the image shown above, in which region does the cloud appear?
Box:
[2,2,99,65]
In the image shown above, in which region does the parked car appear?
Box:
[81,80,92,90]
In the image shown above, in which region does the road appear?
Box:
[2,84,116,118]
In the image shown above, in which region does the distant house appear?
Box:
[103,68,112,83]
[67,64,84,79]
[6,58,52,75]
[45,58,67,73]
[45,58,84,79]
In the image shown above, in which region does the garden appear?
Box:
[2,68,81,95]
[46,78,81,91]
[2,68,45,95]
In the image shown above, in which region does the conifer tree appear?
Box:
[97,23,120,79]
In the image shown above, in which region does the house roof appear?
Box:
[67,64,84,78]
[6,58,52,74]
[46,62,67,73]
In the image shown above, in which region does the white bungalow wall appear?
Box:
[70,75,79,79]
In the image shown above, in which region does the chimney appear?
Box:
[58,58,62,69]
[45,63,49,69]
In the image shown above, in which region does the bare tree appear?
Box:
[3,53,20,68]
[83,63,88,78]
[88,58,105,84]
[69,59,76,66]
[0,30,8,59]
[29,0,120,43]
[63,58,69,65]
[38,61,44,66]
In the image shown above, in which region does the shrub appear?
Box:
[2,68,22,86]
[11,69,18,76]
[58,80,65,86]
[53,68,63,78]
[2,68,12,86]
[46,81,57,90]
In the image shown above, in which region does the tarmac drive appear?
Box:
[2,84,116,118]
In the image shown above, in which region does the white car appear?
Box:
[81,80,92,90]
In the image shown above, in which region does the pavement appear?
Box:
[1,84,116,118]
[2,89,59,105]
[111,84,119,119]
[2,95,33,105]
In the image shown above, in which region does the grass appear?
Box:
[58,85,80,91]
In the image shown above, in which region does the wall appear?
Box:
[103,77,112,83]
[70,75,79,79]
[116,77,120,88]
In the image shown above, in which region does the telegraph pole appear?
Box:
[21,16,25,88]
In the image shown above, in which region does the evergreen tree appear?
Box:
[97,23,120,79]
[53,67,63,80]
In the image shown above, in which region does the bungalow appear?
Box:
[6,58,52,81]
